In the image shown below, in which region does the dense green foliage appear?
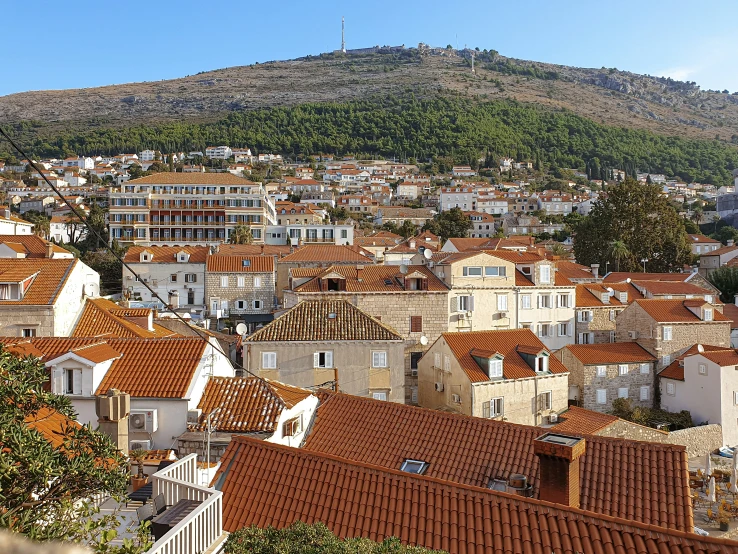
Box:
[224,521,444,554]
[573,180,691,272]
[611,397,694,430]
[423,207,472,242]
[707,266,738,303]
[5,96,738,185]
[0,347,150,552]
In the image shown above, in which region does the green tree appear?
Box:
[229,224,254,245]
[707,266,738,303]
[225,521,444,554]
[0,346,151,552]
[23,211,50,239]
[608,240,630,272]
[83,248,124,295]
[423,208,472,243]
[398,220,417,239]
[573,180,691,272]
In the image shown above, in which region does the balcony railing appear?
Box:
[149,454,224,554]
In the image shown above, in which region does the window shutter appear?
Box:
[537,296,541,309]
[567,323,573,336]
[326,351,333,368]
[73,369,82,395]
[53,368,63,394]
[483,402,490,418]
[453,296,460,312]
[313,352,320,368]
[469,296,475,312]
[556,295,560,308]
[578,333,583,344]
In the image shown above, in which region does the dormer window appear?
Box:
[704,308,713,321]
[539,265,551,284]
[535,354,549,373]
[618,292,628,303]
[600,292,609,303]
[177,252,190,263]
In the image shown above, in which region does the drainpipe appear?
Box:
[513,286,520,329]
[533,373,539,426]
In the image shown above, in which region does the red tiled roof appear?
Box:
[550,406,618,435]
[25,407,83,450]
[442,329,568,382]
[699,349,738,367]
[215,244,292,257]
[206,255,274,273]
[0,259,78,305]
[702,244,738,257]
[688,234,720,244]
[722,303,738,328]
[292,265,448,293]
[123,245,209,264]
[480,250,545,263]
[73,298,176,339]
[634,299,729,323]
[631,280,712,295]
[214,435,737,553]
[562,343,657,364]
[301,392,694,531]
[353,236,398,248]
[603,272,692,283]
[555,261,594,281]
[658,344,728,381]
[575,283,642,307]
[278,245,373,263]
[0,235,71,257]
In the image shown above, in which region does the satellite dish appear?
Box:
[697,344,704,353]
[420,335,429,346]
[399,264,409,275]
[235,323,248,336]
[626,278,631,283]
[423,248,433,260]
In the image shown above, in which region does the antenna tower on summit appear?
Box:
[341,16,346,53]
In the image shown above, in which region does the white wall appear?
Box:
[53,260,100,336]
[123,261,205,310]
[267,394,319,447]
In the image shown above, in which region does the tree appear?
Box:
[224,521,442,554]
[0,346,151,552]
[707,266,738,303]
[422,208,472,243]
[398,220,417,239]
[82,248,124,295]
[24,212,50,239]
[573,180,691,272]
[229,224,253,245]
[608,240,630,272]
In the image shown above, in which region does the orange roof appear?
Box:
[66,342,122,363]
[214,435,732,553]
[246,300,402,343]
[631,280,712,295]
[699,349,738,367]
[300,392,694,530]
[73,298,176,339]
[575,283,642,307]
[25,406,82,450]
[481,249,545,263]
[194,377,311,433]
[127,173,258,185]
[562,343,657,365]
[702,244,738,257]
[278,245,373,263]
[0,259,78,305]
[722,303,738,328]
[206,255,274,273]
[555,261,595,281]
[353,236,398,248]
[633,299,729,323]
[216,244,292,257]
[0,234,71,257]
[441,329,568,382]
[549,406,618,435]
[658,344,728,380]
[292,265,448,293]
[123,245,209,264]
[603,272,693,283]
[688,234,720,244]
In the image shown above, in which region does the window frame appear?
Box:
[618,387,629,399]
[462,266,483,277]
[400,459,428,474]
[596,365,607,377]
[371,350,388,368]
[410,316,423,333]
[314,350,334,369]
[640,386,650,401]
[596,389,607,404]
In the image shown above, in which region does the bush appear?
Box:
[611,397,693,430]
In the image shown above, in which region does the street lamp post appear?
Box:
[641,258,648,272]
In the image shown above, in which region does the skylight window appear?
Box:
[400,459,429,475]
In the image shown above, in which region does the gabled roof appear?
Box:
[292,264,448,293]
[127,173,258,185]
[563,343,657,365]
[353,236,398,248]
[0,259,78,305]
[246,300,402,343]
[73,298,177,338]
[575,283,643,307]
[554,261,595,281]
[549,406,619,435]
[301,392,693,531]
[658,344,729,381]
[698,349,738,367]
[277,245,373,263]
[603,272,693,283]
[633,299,729,323]
[701,244,738,257]
[631,280,713,296]
[123,245,209,263]
[688,234,720,244]
[215,244,292,257]
[206,255,274,273]
[722,303,738,329]
[25,407,83,450]
[0,234,71,257]
[214,435,733,554]
[193,377,312,433]
[441,329,568,382]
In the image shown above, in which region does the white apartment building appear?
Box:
[138,150,157,162]
[439,187,475,211]
[264,224,353,246]
[476,194,509,215]
[108,173,276,246]
[205,146,233,159]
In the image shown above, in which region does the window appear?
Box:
[484,266,506,277]
[734,391,738,405]
[706,295,714,304]
[497,295,508,311]
[400,459,428,474]
[609,309,617,321]
[443,355,451,372]
[662,326,672,341]
[662,354,671,366]
[262,352,277,369]
[596,365,607,377]
[704,308,713,321]
[237,276,245,288]
[521,295,531,309]
[578,310,593,322]
[253,300,262,310]
[640,386,650,401]
[699,363,707,375]
[410,316,423,333]
[618,292,628,303]
[538,324,551,338]
[640,363,650,374]
[596,389,607,404]
[65,369,82,395]
[22,328,36,338]
[462,266,483,277]
[185,274,197,283]
[666,382,676,395]
[410,352,423,375]
[539,265,551,284]
[282,415,302,437]
[618,364,628,376]
[372,351,388,368]
[457,295,472,312]
[578,332,593,344]
[254,276,262,288]
[618,387,629,399]
[539,391,552,411]
[314,351,333,368]
[434,352,441,368]
[489,358,503,378]
[483,397,504,418]
[170,274,178,283]
[558,323,569,336]
[558,294,570,308]
[220,276,229,288]
[236,300,246,310]
[539,295,551,309]
[372,391,388,401]
[411,387,418,404]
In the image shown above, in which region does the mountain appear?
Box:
[3,47,738,142]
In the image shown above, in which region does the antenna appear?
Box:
[471,51,475,75]
[341,16,346,53]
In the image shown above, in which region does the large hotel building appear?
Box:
[108,173,276,246]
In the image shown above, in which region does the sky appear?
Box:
[3,0,738,96]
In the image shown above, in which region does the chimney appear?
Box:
[356,265,364,282]
[590,263,599,280]
[95,389,131,456]
[46,241,54,259]
[729,240,735,247]
[533,433,586,508]
[1,206,9,219]
[169,290,180,310]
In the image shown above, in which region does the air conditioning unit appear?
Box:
[548,413,558,423]
[458,313,466,320]
[628,331,638,339]
[434,382,444,392]
[129,409,158,433]
[187,408,202,424]
[452,393,461,404]
[498,311,508,319]
[411,368,418,377]
[130,439,152,451]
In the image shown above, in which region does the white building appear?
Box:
[264,224,353,246]
[205,146,233,159]
[0,207,33,235]
[139,150,158,162]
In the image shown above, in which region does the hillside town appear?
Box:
[5,139,738,554]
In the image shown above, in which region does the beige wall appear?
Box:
[249,339,405,402]
[418,335,569,425]
[574,306,621,344]
[205,270,275,318]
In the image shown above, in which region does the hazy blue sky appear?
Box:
[3,0,737,96]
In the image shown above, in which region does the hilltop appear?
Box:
[3,46,738,143]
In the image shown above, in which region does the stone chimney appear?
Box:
[95,389,131,456]
[356,265,364,282]
[46,242,54,259]
[169,290,180,309]
[590,264,599,279]
[533,433,586,508]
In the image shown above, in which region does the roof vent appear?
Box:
[327,312,337,319]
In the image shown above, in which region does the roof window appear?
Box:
[400,459,428,475]
[327,312,337,319]
[242,260,251,267]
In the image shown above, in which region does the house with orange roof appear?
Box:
[659,346,738,446]
[688,234,721,256]
[0,206,34,235]
[699,241,738,275]
[501,213,565,235]
[616,299,731,370]
[1,335,234,451]
[574,282,643,344]
[418,329,569,424]
[556,343,657,412]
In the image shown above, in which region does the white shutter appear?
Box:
[578,333,584,344]
[469,296,475,312]
[82,369,93,397]
[325,351,333,368]
[454,296,460,312]
[313,352,320,368]
[53,368,64,394]
[72,369,82,395]
[537,295,541,309]
[567,322,573,336]
[556,295,560,308]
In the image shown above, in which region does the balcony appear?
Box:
[301,237,336,243]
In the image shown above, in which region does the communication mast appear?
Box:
[341,16,346,53]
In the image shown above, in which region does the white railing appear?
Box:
[149,454,224,554]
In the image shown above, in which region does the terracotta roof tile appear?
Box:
[441,329,568,382]
[562,343,657,364]
[658,344,728,381]
[278,245,373,263]
[216,244,292,257]
[0,234,72,257]
[127,173,259,185]
[688,234,720,244]
[702,244,738,257]
[699,349,738,366]
[550,406,619,435]
[353,236,399,248]
[214,435,725,552]
[0,259,78,305]
[292,264,448,293]
[481,249,545,263]
[206,255,274,273]
[25,407,82,450]
[575,283,642,307]
[194,377,311,433]
[73,298,177,339]
[302,392,694,531]
[603,272,693,283]
[555,261,595,281]
[722,303,738,328]
[67,342,122,363]
[246,300,402,342]
[634,299,729,322]
[123,245,209,264]
[631,280,712,295]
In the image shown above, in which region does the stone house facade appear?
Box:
[556,343,657,412]
[574,283,642,344]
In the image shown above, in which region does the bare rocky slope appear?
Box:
[2,48,738,142]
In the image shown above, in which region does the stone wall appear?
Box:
[575,306,620,344]
[597,421,723,458]
[205,270,275,319]
[177,431,266,463]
